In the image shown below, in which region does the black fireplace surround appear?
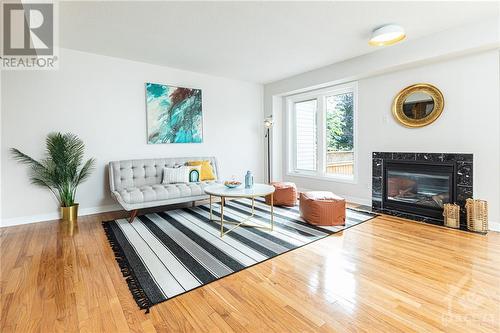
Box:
[372,152,473,230]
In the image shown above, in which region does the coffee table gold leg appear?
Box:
[209,195,213,221]
[271,193,274,231]
[220,196,225,237]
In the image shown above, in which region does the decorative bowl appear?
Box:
[224,180,242,188]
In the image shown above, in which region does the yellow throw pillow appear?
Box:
[186,160,216,181]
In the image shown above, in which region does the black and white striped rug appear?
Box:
[102,198,377,311]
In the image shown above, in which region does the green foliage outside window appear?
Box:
[326,93,354,151]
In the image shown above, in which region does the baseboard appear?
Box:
[488,221,500,232]
[340,195,371,207]
[0,204,122,228]
[295,186,371,206]
[295,186,500,233]
[2,200,498,233]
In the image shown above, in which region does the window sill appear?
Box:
[286,172,358,184]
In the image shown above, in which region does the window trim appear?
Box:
[285,82,358,184]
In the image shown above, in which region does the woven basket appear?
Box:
[465,198,488,233]
[443,203,460,229]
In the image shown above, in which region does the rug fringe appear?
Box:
[102,221,152,313]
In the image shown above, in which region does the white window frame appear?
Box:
[285,82,358,184]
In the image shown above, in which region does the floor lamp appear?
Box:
[264,116,274,184]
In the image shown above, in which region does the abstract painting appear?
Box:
[146,82,202,144]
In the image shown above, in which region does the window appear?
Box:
[287,82,357,182]
[294,100,317,171]
[325,92,354,177]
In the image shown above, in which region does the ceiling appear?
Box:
[60,1,499,84]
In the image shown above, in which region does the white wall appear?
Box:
[1,48,264,226]
[287,52,499,219]
[264,20,500,229]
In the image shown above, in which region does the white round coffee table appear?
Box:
[204,183,275,237]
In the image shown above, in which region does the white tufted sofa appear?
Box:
[109,157,219,221]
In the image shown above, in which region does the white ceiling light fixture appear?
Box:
[369,24,406,46]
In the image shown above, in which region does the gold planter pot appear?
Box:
[61,204,79,222]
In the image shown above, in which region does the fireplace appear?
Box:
[372,152,473,229]
[384,161,454,220]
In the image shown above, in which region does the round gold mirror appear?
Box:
[392,83,444,128]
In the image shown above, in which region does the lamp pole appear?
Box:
[266,127,271,183]
[264,116,273,184]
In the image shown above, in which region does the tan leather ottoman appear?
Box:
[265,182,297,207]
[299,191,346,226]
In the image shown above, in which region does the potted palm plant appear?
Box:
[10,132,95,223]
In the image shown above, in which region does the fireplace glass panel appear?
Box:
[386,170,451,209]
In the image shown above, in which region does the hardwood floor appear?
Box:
[1,208,499,332]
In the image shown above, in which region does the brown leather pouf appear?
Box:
[299,191,346,226]
[265,182,297,207]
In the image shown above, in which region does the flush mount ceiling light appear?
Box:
[369,24,406,46]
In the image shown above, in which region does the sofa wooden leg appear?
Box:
[129,210,138,223]
[192,201,196,207]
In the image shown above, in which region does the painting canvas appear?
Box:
[146,82,203,144]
